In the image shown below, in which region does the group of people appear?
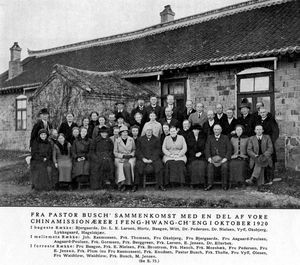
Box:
[29,94,279,192]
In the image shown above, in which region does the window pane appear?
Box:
[22,119,27,130]
[254,76,269,91]
[22,111,27,121]
[162,84,169,96]
[172,82,184,94]
[17,111,22,120]
[240,78,254,92]
[17,99,26,109]
[17,120,22,130]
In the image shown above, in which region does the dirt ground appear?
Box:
[0,151,300,208]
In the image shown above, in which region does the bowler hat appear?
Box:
[256,154,269,167]
[115,101,125,106]
[191,124,203,131]
[115,112,125,120]
[39,108,49,115]
[239,103,251,109]
[99,126,109,133]
[212,155,223,167]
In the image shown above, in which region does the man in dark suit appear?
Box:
[222,107,238,137]
[205,124,232,190]
[30,108,52,148]
[159,107,179,128]
[237,102,255,137]
[246,125,273,186]
[145,96,162,122]
[133,126,165,191]
[130,98,147,126]
[161,94,179,120]
[178,100,196,126]
[58,112,78,143]
[254,108,279,183]
[113,101,131,125]
[203,110,216,137]
[214,103,228,131]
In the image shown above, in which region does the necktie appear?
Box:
[258,138,262,155]
[238,137,241,155]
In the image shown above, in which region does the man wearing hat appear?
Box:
[205,124,232,191]
[114,101,131,125]
[134,125,165,192]
[30,108,52,148]
[130,98,147,126]
[246,124,273,186]
[237,102,255,137]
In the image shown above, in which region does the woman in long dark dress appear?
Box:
[89,126,115,189]
[53,133,72,189]
[162,126,187,186]
[48,128,59,189]
[186,124,207,188]
[71,127,91,187]
[230,125,249,187]
[30,129,52,191]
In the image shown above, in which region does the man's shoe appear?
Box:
[132,185,138,192]
[204,185,213,191]
[120,185,126,192]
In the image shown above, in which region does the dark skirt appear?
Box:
[164,160,186,184]
[90,156,114,189]
[57,156,72,182]
[31,161,52,191]
[72,160,90,178]
[230,159,248,183]
[188,160,207,185]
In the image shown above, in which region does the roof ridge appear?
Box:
[28,0,292,57]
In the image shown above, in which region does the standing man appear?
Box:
[145,96,162,122]
[159,107,179,128]
[161,94,179,120]
[237,102,255,137]
[30,108,52,148]
[178,100,196,125]
[214,103,228,131]
[188,102,207,127]
[205,124,232,191]
[130,98,147,125]
[255,108,279,183]
[246,125,273,186]
[202,110,216,137]
[114,101,131,125]
[58,113,78,144]
[134,126,165,191]
[223,107,238,137]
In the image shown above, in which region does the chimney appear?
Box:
[160,5,175,23]
[9,42,23,79]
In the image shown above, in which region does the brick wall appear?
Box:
[0,91,33,150]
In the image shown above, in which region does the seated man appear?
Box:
[134,126,165,191]
[246,124,273,186]
[205,124,232,191]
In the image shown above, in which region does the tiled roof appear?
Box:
[0,0,299,89]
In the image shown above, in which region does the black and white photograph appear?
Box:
[0,0,300,264]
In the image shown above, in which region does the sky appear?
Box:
[0,0,249,73]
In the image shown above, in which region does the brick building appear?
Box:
[0,0,299,169]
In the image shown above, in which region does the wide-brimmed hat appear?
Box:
[191,124,203,131]
[39,108,49,115]
[119,125,129,134]
[212,155,223,167]
[239,102,251,109]
[115,112,125,120]
[256,154,269,167]
[99,126,109,133]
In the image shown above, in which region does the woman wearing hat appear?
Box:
[71,127,91,188]
[53,133,72,189]
[230,125,249,187]
[30,129,53,191]
[162,126,187,186]
[186,124,207,188]
[89,126,114,189]
[114,125,136,191]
